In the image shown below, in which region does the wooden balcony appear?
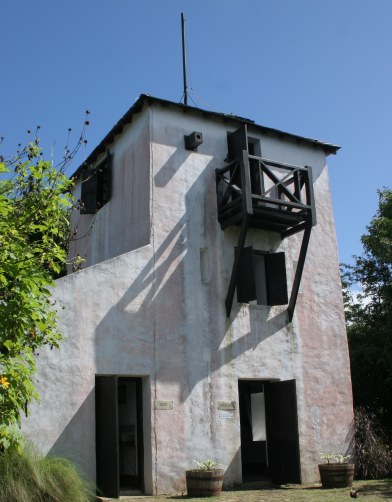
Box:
[218,124,317,319]
[216,154,316,238]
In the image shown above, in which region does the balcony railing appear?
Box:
[216,152,316,237]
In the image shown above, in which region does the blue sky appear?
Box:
[1,0,391,266]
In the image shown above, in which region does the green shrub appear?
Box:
[0,446,95,502]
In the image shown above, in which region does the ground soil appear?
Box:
[98,479,392,501]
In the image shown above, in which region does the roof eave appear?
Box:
[72,94,340,179]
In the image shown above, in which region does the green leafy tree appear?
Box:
[0,122,88,451]
[342,188,392,435]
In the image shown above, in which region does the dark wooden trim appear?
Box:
[225,216,249,317]
[259,157,309,172]
[265,380,301,484]
[305,165,317,227]
[281,222,307,239]
[258,160,299,204]
[241,150,253,215]
[287,224,312,321]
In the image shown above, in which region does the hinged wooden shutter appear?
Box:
[227,124,248,162]
[265,252,288,305]
[236,246,256,303]
[97,152,112,207]
[80,169,98,214]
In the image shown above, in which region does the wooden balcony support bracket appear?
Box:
[285,166,316,321]
[304,165,317,227]
[225,215,249,317]
[287,223,312,322]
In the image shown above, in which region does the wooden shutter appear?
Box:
[227,125,248,196]
[96,375,119,498]
[227,124,248,162]
[265,252,288,305]
[236,246,256,303]
[81,152,112,214]
[265,379,301,484]
[97,152,112,208]
[80,169,98,214]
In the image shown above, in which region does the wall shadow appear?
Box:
[48,389,96,483]
[92,143,290,398]
[154,147,191,187]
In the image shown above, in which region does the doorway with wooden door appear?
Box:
[238,379,301,485]
[95,376,144,498]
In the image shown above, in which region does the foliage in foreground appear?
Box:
[0,446,94,502]
[0,124,88,450]
[342,188,392,438]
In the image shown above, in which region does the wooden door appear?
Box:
[96,375,120,498]
[265,379,301,484]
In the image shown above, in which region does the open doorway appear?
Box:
[95,376,144,498]
[238,379,301,485]
[238,380,268,482]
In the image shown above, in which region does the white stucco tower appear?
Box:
[23,95,353,497]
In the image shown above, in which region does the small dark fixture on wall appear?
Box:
[184,131,203,150]
[80,151,112,214]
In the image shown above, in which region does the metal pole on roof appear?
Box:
[181,12,188,106]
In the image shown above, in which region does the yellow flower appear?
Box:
[0,376,10,389]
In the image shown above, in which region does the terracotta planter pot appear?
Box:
[318,463,355,488]
[186,469,224,497]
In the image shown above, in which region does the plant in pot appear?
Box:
[186,460,225,497]
[318,452,354,488]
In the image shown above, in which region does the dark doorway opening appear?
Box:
[238,379,301,486]
[96,376,144,498]
[239,380,268,482]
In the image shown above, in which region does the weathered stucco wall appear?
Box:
[68,108,151,269]
[23,245,156,492]
[23,102,353,495]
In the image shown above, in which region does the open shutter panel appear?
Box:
[97,152,112,207]
[227,124,248,162]
[227,125,248,194]
[265,252,288,305]
[80,169,98,214]
[236,246,257,303]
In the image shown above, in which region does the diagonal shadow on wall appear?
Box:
[92,142,290,403]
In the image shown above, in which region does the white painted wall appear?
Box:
[22,102,353,495]
[68,109,151,269]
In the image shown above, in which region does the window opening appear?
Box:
[236,247,288,306]
[80,151,112,214]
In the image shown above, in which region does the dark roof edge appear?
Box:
[72,94,340,179]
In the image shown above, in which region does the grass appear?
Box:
[115,479,392,502]
[0,446,95,502]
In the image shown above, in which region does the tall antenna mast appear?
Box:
[181,12,188,106]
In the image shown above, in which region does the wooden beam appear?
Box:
[287,224,312,322]
[305,165,317,227]
[241,150,253,215]
[281,222,307,239]
[225,216,249,317]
